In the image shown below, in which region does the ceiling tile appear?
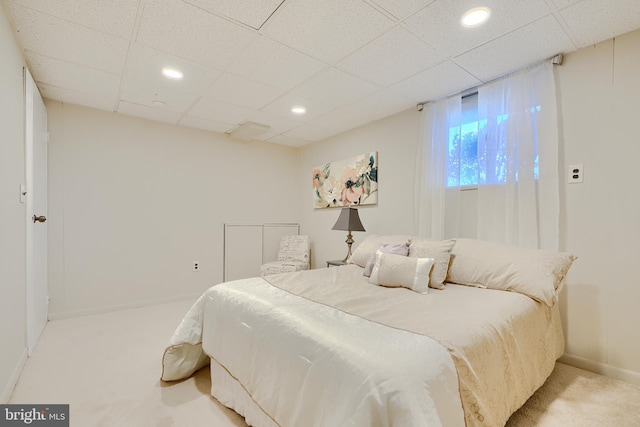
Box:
[6,2,128,74]
[183,0,283,29]
[9,0,139,39]
[206,73,281,110]
[117,101,181,124]
[338,26,445,86]
[311,88,414,132]
[288,67,379,108]
[368,0,435,19]
[245,111,301,137]
[266,134,311,147]
[26,51,121,99]
[283,123,337,142]
[188,96,255,124]
[391,61,482,102]
[261,0,394,63]
[454,15,576,82]
[226,36,325,91]
[260,93,334,122]
[179,115,235,134]
[125,44,222,96]
[136,0,257,70]
[39,83,116,112]
[550,0,584,9]
[120,78,201,114]
[405,0,553,57]
[560,0,640,48]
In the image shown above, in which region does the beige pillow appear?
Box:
[409,239,456,289]
[447,238,576,306]
[369,251,435,294]
[348,234,415,268]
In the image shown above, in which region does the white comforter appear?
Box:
[163,277,465,427]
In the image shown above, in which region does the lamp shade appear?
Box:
[332,208,365,232]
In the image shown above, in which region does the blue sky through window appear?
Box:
[447,98,540,187]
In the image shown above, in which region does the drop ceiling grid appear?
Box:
[5,0,640,145]
[6,2,130,75]
[25,51,121,100]
[337,25,446,87]
[182,0,284,30]
[8,0,140,39]
[135,0,258,71]
[559,0,640,48]
[405,0,556,59]
[454,14,577,82]
[260,0,397,64]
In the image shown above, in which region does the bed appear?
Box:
[162,236,575,427]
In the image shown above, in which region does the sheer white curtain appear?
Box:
[415,61,560,250]
[414,95,461,240]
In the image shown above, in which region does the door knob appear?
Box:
[33,215,46,223]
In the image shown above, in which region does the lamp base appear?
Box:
[342,232,354,263]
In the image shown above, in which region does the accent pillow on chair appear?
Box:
[260,235,310,277]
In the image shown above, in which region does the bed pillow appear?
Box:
[348,234,415,268]
[369,251,435,294]
[447,238,576,306]
[408,239,456,289]
[363,242,410,277]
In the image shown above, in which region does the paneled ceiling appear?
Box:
[5,0,640,146]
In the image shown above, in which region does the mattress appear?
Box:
[163,264,564,427]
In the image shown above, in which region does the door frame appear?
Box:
[24,67,48,355]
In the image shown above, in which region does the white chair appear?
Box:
[260,235,310,276]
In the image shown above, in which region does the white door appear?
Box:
[25,68,48,355]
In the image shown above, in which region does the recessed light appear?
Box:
[162,67,183,80]
[291,106,306,115]
[461,7,490,28]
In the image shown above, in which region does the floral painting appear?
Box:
[312,151,378,209]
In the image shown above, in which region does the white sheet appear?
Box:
[164,277,465,427]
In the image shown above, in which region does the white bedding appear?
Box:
[164,277,465,427]
[163,265,564,427]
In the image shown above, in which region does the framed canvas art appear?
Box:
[312,151,378,208]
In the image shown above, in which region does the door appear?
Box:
[25,68,48,355]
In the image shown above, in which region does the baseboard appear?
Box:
[560,353,640,386]
[48,293,202,321]
[0,348,28,404]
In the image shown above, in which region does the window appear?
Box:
[447,93,539,188]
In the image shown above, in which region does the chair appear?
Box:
[260,235,310,276]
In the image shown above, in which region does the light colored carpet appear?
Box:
[9,298,640,426]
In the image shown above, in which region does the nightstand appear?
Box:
[326,260,348,268]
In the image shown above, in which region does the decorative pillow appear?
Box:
[409,239,456,289]
[447,238,577,306]
[348,234,415,268]
[363,242,410,277]
[369,252,435,294]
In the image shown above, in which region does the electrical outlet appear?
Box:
[568,164,584,184]
[192,261,200,272]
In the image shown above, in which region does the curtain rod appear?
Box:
[416,53,563,111]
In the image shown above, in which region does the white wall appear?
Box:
[298,110,421,268]
[0,3,27,403]
[47,102,300,318]
[556,29,640,381]
[298,28,640,384]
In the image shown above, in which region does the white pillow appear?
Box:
[409,239,456,289]
[348,234,414,268]
[447,238,576,306]
[369,251,435,294]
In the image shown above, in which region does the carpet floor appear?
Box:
[9,298,640,426]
